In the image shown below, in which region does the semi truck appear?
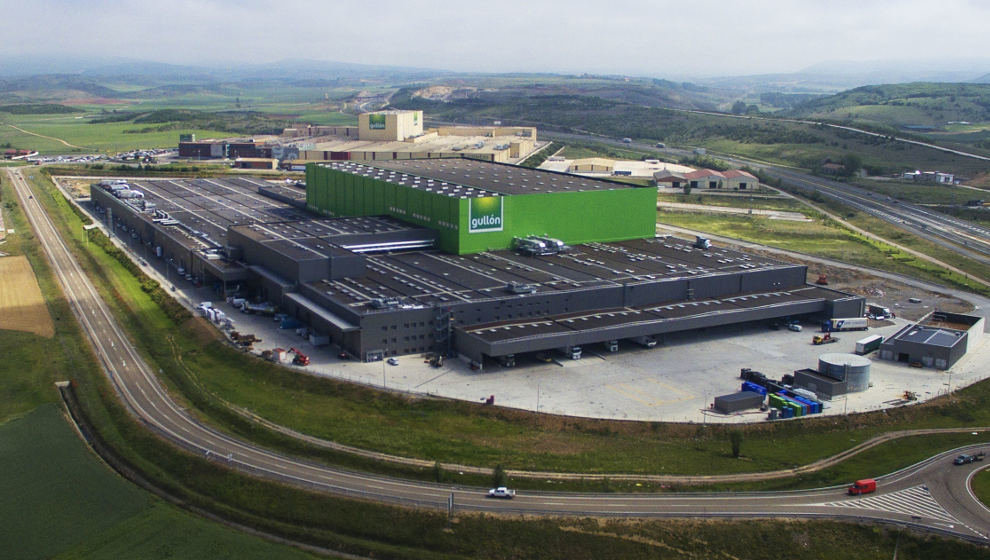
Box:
[855,335,884,355]
[822,317,868,332]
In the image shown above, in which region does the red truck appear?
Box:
[848,479,877,495]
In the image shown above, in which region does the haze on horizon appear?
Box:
[2,0,990,78]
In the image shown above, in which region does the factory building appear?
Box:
[90,157,864,364]
[305,158,658,255]
[357,110,424,141]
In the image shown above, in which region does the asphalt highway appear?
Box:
[6,167,990,542]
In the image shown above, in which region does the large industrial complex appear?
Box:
[178,109,541,167]
[91,153,868,368]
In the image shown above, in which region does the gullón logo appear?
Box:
[368,113,386,130]
[468,196,503,233]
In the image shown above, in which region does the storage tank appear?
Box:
[818,353,871,392]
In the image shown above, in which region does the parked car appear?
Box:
[787,323,803,332]
[387,357,399,366]
[487,487,516,499]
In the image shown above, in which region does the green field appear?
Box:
[0,406,318,560]
[0,113,233,154]
[0,97,356,155]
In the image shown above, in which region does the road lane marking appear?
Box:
[819,485,958,523]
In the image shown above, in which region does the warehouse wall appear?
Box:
[308,164,658,255]
[455,187,658,254]
[307,165,462,251]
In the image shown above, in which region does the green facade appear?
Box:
[307,163,657,254]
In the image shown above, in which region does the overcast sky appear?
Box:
[2,0,990,77]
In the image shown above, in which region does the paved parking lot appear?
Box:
[192,292,987,424]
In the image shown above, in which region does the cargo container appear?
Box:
[741,381,767,396]
[713,391,764,414]
[822,317,868,332]
[855,334,884,355]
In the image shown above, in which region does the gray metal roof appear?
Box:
[897,326,966,348]
[321,157,642,197]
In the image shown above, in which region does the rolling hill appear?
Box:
[787,83,990,128]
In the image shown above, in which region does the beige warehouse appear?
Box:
[358,110,424,141]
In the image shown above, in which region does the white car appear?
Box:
[487,487,516,499]
[387,357,399,366]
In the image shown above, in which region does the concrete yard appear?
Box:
[192,292,988,424]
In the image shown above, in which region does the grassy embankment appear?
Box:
[9,169,984,560]
[971,470,990,510]
[851,178,989,204]
[21,169,990,496]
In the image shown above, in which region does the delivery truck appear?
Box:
[822,317,868,332]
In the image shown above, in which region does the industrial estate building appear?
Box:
[90,157,865,365]
[654,169,759,190]
[879,311,984,369]
[179,110,540,166]
[539,157,694,180]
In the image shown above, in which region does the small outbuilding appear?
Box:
[878,311,983,370]
[234,157,278,170]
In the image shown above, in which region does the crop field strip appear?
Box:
[0,255,54,337]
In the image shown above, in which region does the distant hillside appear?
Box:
[0,74,122,102]
[788,83,990,128]
[0,103,83,114]
[395,76,734,112]
[88,108,292,136]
